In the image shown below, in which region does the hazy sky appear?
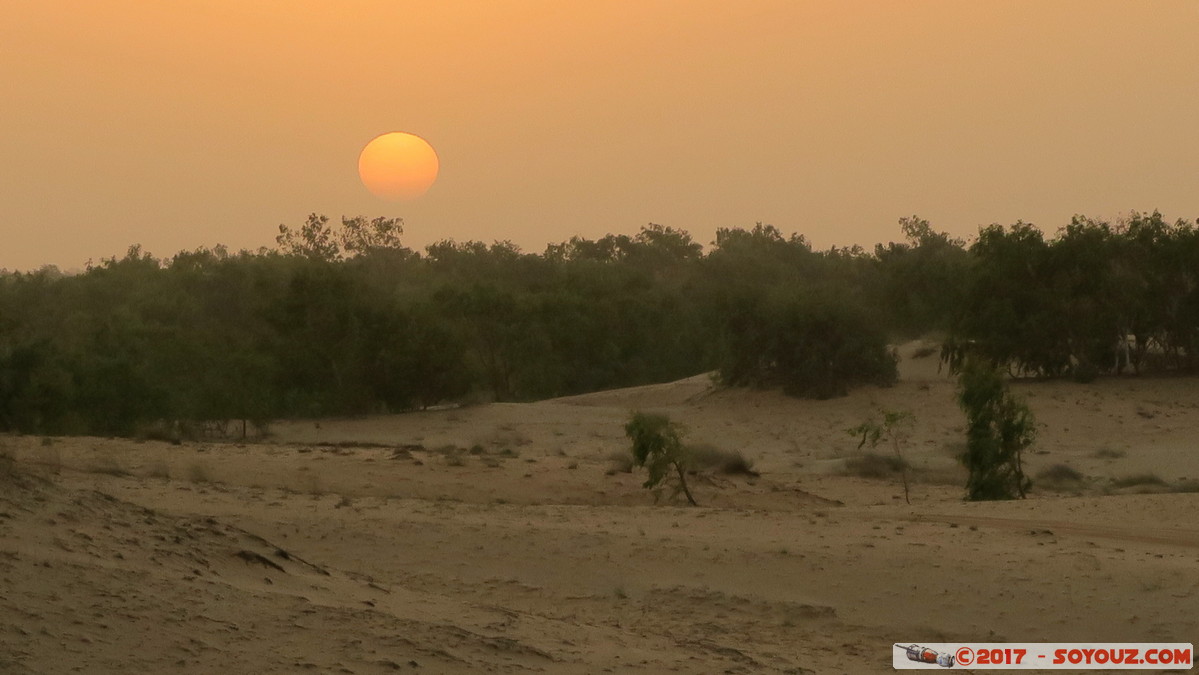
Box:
[4,1,1198,270]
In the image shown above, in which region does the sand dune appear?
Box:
[2,342,1198,673]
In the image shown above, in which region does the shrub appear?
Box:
[624,412,697,506]
[957,359,1034,500]
[847,409,915,503]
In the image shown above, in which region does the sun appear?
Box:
[358,132,439,201]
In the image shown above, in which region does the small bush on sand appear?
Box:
[957,360,1034,501]
[1092,447,1126,460]
[842,452,908,479]
[625,412,697,506]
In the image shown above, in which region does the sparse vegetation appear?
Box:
[957,359,1035,500]
[625,412,697,506]
[848,409,915,503]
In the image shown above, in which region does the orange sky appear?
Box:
[3,1,1198,270]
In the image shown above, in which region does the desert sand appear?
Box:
[2,342,1197,673]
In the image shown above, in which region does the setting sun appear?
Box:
[357,132,439,201]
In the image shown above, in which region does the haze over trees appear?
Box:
[1,211,1197,437]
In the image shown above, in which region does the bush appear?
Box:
[957,359,1034,500]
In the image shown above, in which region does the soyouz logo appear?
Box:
[893,643,1193,670]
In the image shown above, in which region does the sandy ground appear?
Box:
[2,342,1197,673]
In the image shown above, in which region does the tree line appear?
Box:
[0,211,1196,437]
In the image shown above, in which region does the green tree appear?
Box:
[624,412,697,506]
[719,291,898,399]
[957,359,1035,500]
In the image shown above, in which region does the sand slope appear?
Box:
[2,342,1198,673]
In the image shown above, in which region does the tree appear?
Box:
[276,214,406,261]
[848,409,915,504]
[957,359,1035,500]
[718,291,898,399]
[624,412,697,506]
